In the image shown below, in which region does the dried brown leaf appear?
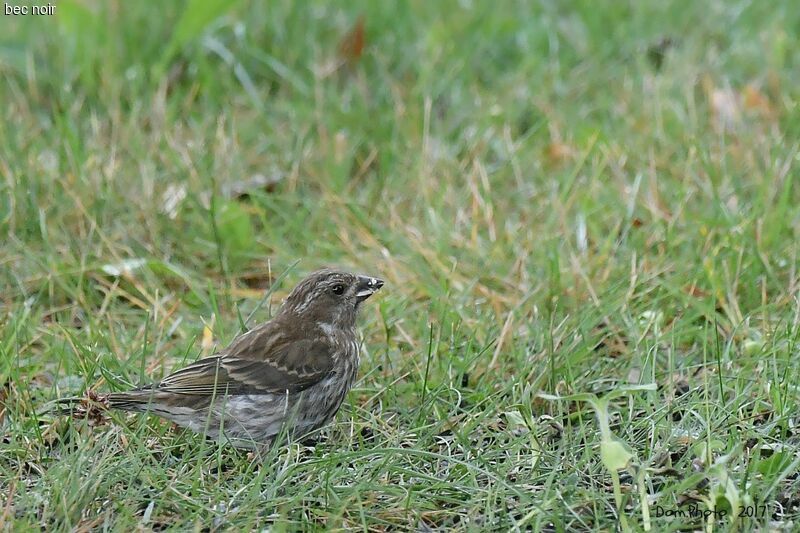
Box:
[545,142,574,165]
[743,84,772,116]
[338,16,365,63]
[683,284,709,299]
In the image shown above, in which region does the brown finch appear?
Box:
[59,269,383,447]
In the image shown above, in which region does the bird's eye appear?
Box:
[331,284,345,295]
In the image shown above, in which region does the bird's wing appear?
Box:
[151,336,335,396]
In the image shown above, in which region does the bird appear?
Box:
[56,269,384,448]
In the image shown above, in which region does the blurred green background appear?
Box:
[1,0,799,530]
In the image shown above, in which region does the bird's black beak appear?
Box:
[355,275,384,301]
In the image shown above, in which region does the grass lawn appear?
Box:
[2,0,799,530]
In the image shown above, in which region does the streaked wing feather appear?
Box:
[152,338,334,396]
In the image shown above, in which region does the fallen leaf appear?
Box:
[545,142,573,165]
[683,284,709,298]
[743,84,772,116]
[100,258,147,277]
[338,16,365,63]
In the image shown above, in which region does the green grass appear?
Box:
[2,0,800,530]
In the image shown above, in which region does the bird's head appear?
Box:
[280,269,384,330]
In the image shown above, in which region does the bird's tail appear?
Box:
[102,390,158,412]
[49,389,155,419]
